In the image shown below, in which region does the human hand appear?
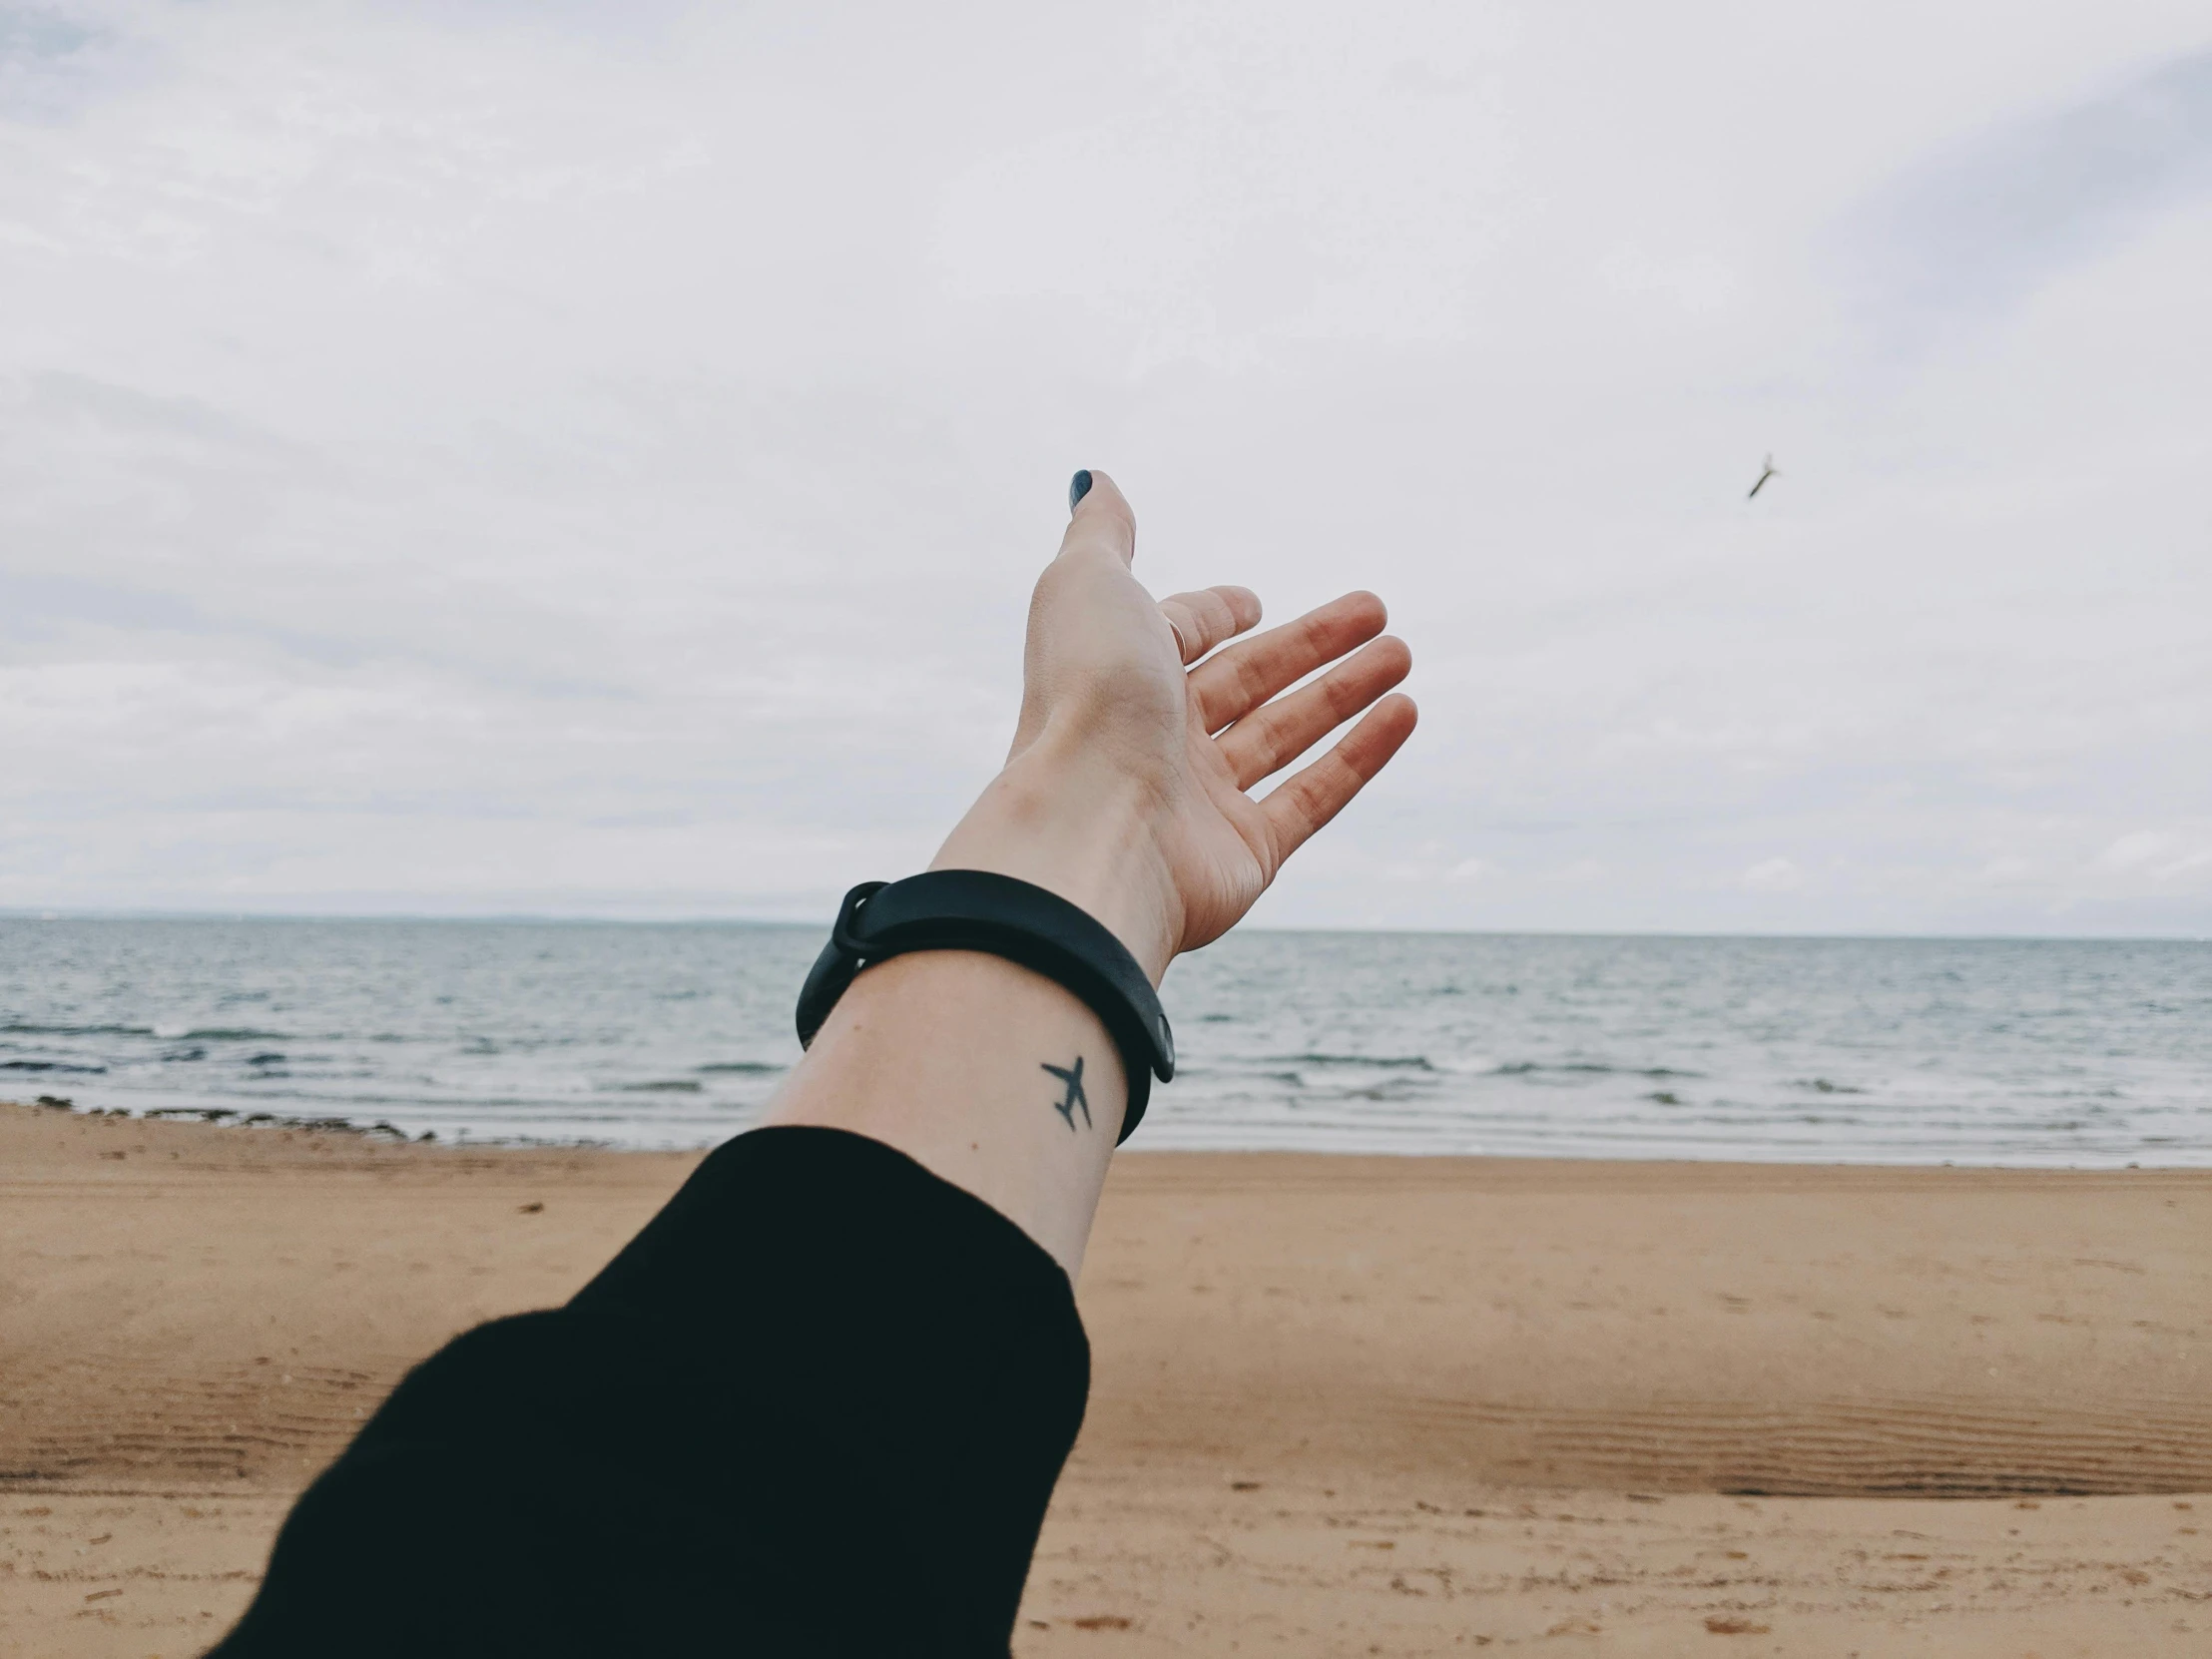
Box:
[932,470,1416,982]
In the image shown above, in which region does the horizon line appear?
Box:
[1,906,2205,947]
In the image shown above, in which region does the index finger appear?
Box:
[1158,585,1262,664]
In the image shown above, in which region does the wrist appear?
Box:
[930,745,1182,984]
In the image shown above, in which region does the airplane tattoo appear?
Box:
[1042,1056,1091,1132]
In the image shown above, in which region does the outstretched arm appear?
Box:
[210,472,1413,1659]
[764,470,1414,1272]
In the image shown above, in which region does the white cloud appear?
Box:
[2095,830,2180,870]
[1741,857,1808,893]
[1596,245,1738,314]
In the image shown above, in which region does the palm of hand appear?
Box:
[1015,472,1415,964]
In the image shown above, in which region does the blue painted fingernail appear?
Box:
[1068,469,1093,513]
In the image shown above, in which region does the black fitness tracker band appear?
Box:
[795,870,1175,1143]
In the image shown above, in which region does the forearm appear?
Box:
[763,952,1124,1275]
[762,751,1164,1277]
[759,474,1412,1283]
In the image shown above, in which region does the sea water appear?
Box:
[1,918,2205,1165]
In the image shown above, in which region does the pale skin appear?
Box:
[764,471,1416,1275]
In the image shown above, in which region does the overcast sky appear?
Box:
[3,1,2209,935]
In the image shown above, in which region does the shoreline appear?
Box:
[20,1093,2212,1174]
[6,1100,2209,1654]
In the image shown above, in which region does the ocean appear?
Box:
[1,918,2206,1166]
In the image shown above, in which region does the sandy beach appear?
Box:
[4,1099,2208,1656]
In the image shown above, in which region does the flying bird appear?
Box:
[1747,454,1779,500]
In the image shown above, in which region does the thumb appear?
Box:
[1059,468,1136,568]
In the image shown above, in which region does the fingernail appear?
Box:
[1068,469,1093,513]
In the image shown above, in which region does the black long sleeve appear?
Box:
[208,1126,1090,1657]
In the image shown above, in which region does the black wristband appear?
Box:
[795,870,1175,1144]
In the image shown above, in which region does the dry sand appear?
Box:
[3,1099,2208,1656]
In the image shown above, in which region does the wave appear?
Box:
[1491,1061,1702,1079]
[1281,1053,1438,1070]
[0,1059,107,1073]
[168,1108,417,1138]
[615,1079,703,1094]
[1215,1055,1711,1085]
[696,1061,785,1075]
[0,1021,154,1037]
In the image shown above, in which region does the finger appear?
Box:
[1157,585,1262,665]
[1218,635,1411,790]
[1189,590,1387,734]
[1259,693,1418,865]
[1058,468,1136,568]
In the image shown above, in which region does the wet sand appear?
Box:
[4,1100,2208,1655]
